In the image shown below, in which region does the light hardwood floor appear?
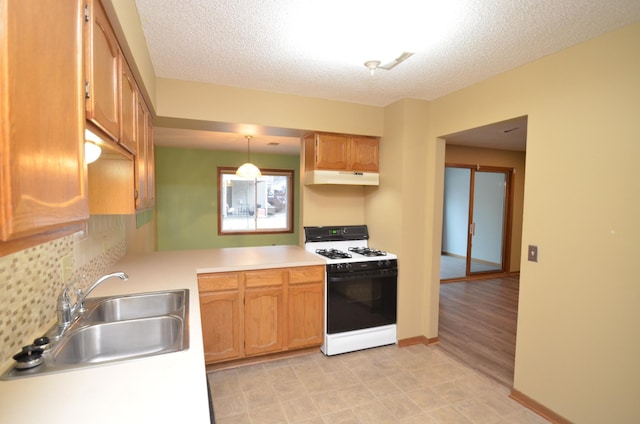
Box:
[438,276,519,387]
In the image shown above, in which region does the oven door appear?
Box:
[326,267,397,334]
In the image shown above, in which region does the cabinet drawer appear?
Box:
[289,266,325,285]
[198,272,240,292]
[245,269,285,288]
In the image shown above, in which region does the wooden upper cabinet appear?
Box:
[86,73,155,214]
[305,132,379,173]
[119,58,137,154]
[146,120,155,206]
[350,136,379,172]
[135,97,149,210]
[312,133,350,170]
[85,0,120,141]
[0,0,88,244]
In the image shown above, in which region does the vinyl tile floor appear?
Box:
[207,344,549,424]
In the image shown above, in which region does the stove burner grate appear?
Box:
[315,248,352,260]
[348,247,388,257]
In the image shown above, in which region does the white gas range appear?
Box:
[304,225,398,355]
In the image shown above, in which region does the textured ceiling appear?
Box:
[134,0,640,153]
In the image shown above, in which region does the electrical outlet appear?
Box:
[528,245,538,262]
[61,254,73,283]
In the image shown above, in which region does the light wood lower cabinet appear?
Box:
[244,286,284,356]
[198,272,242,363]
[287,283,324,349]
[198,265,324,365]
[287,266,325,349]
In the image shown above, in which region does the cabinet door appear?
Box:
[350,136,379,172]
[119,58,137,154]
[1,0,88,242]
[288,283,324,349]
[244,287,284,357]
[314,133,350,170]
[200,290,242,364]
[85,0,120,141]
[146,119,155,206]
[199,272,242,364]
[134,97,148,210]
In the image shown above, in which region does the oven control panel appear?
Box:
[304,225,369,242]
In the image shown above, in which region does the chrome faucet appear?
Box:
[56,287,73,330]
[75,271,129,313]
[55,272,129,336]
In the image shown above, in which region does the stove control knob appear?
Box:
[378,260,390,268]
[344,263,352,271]
[335,263,343,270]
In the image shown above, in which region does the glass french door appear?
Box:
[468,170,508,274]
[441,165,512,279]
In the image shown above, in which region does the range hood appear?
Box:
[304,170,379,186]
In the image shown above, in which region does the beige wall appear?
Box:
[444,145,526,273]
[427,23,640,423]
[154,78,384,137]
[124,214,156,253]
[371,99,437,339]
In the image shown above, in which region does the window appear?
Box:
[218,167,294,234]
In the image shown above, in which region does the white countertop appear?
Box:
[0,245,325,424]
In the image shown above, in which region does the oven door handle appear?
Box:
[327,270,398,283]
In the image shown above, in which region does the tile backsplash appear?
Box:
[0,216,126,366]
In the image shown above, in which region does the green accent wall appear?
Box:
[155,146,300,250]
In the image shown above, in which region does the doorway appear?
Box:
[437,116,527,387]
[441,165,513,280]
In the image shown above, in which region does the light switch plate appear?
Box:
[528,245,538,262]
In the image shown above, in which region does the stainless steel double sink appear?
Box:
[2,289,189,379]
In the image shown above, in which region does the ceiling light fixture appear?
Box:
[364,60,381,76]
[236,135,261,179]
[363,52,414,75]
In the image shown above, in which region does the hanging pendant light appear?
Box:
[236,135,261,179]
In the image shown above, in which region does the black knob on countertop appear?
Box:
[33,336,50,346]
[12,345,44,364]
[12,346,45,369]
